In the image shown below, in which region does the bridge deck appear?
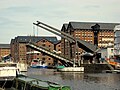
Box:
[26,43,74,66]
[77,39,98,53]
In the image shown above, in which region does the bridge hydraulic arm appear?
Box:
[33,21,76,44]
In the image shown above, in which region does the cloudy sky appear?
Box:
[0,0,120,43]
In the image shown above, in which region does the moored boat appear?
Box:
[57,66,84,72]
[31,59,48,68]
[0,63,18,88]
[56,61,84,72]
[12,76,71,90]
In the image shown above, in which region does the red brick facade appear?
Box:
[10,36,61,66]
[61,22,117,60]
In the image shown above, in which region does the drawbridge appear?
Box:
[30,21,115,71]
[31,21,99,66]
[26,43,74,66]
[33,21,98,53]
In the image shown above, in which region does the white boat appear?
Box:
[57,59,84,72]
[30,59,48,68]
[57,66,84,72]
[0,63,18,88]
[0,67,17,79]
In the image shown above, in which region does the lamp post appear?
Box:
[91,23,100,46]
[91,24,100,63]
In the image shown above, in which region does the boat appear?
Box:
[0,62,19,88]
[11,75,71,90]
[57,66,84,72]
[30,59,48,68]
[56,59,84,72]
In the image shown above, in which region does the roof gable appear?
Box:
[61,24,68,32]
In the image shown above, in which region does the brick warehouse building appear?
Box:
[10,36,61,66]
[61,22,120,60]
[0,44,10,60]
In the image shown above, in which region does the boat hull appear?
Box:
[31,65,48,68]
[0,78,14,88]
[30,59,48,68]
[12,76,71,90]
[57,67,84,72]
[0,63,18,88]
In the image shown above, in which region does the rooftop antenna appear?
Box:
[33,25,35,36]
[37,25,38,36]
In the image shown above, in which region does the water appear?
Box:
[25,68,120,90]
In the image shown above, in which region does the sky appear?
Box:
[0,0,120,44]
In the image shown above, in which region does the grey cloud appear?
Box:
[0,17,15,25]
[0,6,33,16]
[0,17,23,29]
[6,6,32,13]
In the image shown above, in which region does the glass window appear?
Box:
[111,49,113,53]
[42,40,45,42]
[37,53,39,55]
[42,44,45,46]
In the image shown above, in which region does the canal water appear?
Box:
[25,68,120,90]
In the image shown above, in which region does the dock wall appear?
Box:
[81,64,114,73]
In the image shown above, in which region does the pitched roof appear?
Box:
[0,44,10,48]
[61,24,68,31]
[63,24,68,30]
[13,36,58,44]
[69,22,120,30]
[10,39,15,44]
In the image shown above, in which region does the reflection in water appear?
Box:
[26,68,120,90]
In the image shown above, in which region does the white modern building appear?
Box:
[114,25,120,56]
[99,46,114,59]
